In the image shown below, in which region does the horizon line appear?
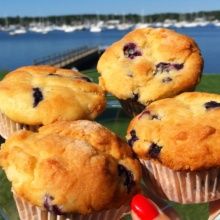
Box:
[1,9,220,18]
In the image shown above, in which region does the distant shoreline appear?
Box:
[1,10,220,26]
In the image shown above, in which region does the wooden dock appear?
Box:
[33,46,102,70]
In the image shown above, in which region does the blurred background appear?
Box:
[0,0,220,73]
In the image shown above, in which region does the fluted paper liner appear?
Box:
[141,159,220,204]
[0,112,40,139]
[13,193,129,220]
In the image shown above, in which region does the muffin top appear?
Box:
[97,28,203,105]
[0,120,141,214]
[0,66,106,125]
[127,92,220,171]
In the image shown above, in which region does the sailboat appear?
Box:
[29,18,54,34]
[173,14,188,28]
[162,19,176,28]
[117,14,133,31]
[213,19,220,27]
[90,15,102,33]
[61,25,76,33]
[2,17,15,32]
[134,12,151,29]
[9,27,27,35]
[90,22,102,32]
[9,17,27,35]
[105,16,117,30]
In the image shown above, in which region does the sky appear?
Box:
[0,0,220,17]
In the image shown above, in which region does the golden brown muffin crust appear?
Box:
[0,120,141,214]
[98,28,203,105]
[127,92,220,171]
[0,65,106,125]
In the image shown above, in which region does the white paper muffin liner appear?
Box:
[13,193,130,220]
[0,112,40,139]
[141,159,220,204]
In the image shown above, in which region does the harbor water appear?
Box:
[0,26,220,73]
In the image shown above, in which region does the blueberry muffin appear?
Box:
[0,66,106,138]
[127,92,220,204]
[97,28,203,116]
[0,120,141,219]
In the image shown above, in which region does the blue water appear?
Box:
[0,26,220,73]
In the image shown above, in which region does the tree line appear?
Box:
[0,11,220,26]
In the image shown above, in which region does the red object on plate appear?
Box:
[131,194,159,220]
